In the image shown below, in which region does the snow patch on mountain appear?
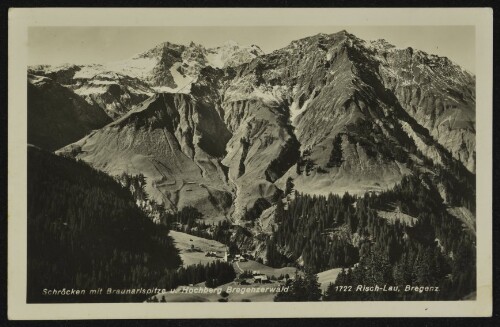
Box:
[206,41,263,69]
[72,64,106,79]
[28,74,51,85]
[169,62,195,92]
[105,57,157,80]
[225,83,288,106]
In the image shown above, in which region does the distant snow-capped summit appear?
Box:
[28,39,264,118]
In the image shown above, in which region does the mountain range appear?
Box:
[28,30,475,233]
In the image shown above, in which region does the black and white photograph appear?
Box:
[7,7,493,319]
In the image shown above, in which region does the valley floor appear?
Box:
[157,230,342,302]
[153,280,286,302]
[169,230,227,267]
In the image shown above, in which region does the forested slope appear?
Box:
[268,175,475,300]
[27,146,182,302]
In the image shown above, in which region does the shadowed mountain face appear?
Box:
[28,74,112,151]
[39,31,474,223]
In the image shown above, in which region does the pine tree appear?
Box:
[304,269,322,301]
[326,134,343,168]
[285,177,294,196]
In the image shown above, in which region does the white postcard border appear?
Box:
[8,7,493,319]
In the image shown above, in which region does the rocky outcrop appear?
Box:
[372,41,476,172]
[72,72,155,119]
[221,99,300,221]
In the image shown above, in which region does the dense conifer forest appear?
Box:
[27,147,235,302]
[269,174,475,300]
[27,147,181,302]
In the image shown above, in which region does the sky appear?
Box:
[28,26,475,73]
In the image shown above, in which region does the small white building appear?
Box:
[253,274,269,283]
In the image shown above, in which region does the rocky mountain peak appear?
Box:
[136,41,186,60]
[369,38,396,51]
[205,41,264,69]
